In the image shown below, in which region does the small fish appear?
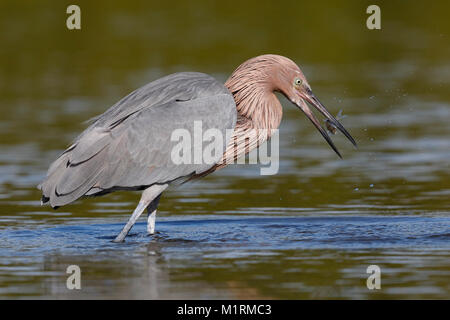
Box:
[325,109,347,135]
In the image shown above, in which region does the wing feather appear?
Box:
[39,72,236,208]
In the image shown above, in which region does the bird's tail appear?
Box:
[38,128,110,208]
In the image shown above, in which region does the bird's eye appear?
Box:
[294,78,303,86]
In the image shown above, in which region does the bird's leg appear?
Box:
[147,193,162,235]
[113,184,167,243]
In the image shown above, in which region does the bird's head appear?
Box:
[268,54,357,158]
[225,54,356,157]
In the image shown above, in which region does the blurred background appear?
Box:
[0,0,449,299]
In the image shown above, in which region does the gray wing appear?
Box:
[39,72,237,208]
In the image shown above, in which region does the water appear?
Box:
[0,1,449,299]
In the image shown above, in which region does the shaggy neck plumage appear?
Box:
[225,64,283,135]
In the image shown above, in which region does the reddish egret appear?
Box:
[39,54,356,242]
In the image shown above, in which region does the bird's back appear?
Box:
[39,72,237,208]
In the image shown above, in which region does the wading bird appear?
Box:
[39,54,356,242]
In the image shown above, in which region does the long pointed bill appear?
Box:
[303,91,357,148]
[296,99,343,158]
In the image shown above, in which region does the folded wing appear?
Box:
[39,73,237,208]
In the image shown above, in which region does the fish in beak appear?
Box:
[295,89,357,158]
[325,110,347,135]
